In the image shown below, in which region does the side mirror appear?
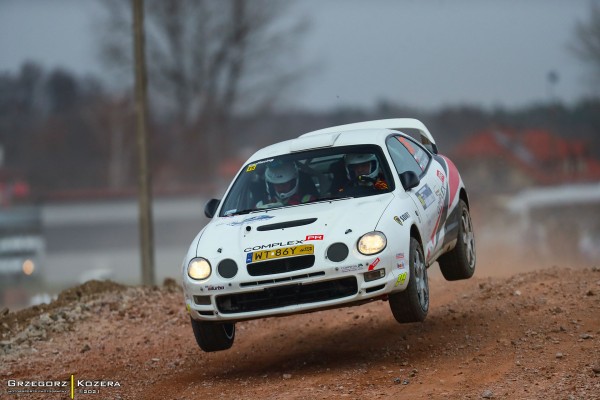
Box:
[204,199,221,218]
[399,171,420,191]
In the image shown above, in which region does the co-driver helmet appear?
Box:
[344,153,379,182]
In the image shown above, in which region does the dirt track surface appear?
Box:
[1,267,600,400]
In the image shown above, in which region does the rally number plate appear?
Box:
[247,244,314,263]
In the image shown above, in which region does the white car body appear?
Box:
[182,119,475,350]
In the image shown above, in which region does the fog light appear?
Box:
[364,268,385,282]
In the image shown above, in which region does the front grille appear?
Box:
[216,276,358,314]
[240,271,325,287]
[247,255,315,276]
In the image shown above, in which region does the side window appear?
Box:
[386,136,430,176]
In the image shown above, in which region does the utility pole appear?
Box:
[132,0,155,286]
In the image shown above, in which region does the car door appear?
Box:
[386,135,445,263]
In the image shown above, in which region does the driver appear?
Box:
[341,153,388,192]
[257,161,315,207]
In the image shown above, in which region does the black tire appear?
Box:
[190,318,235,352]
[438,199,476,281]
[388,237,429,323]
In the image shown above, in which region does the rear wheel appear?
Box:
[389,237,429,323]
[438,199,476,281]
[190,318,235,352]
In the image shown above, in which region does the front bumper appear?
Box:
[183,253,409,322]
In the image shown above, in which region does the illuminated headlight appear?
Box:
[357,231,387,255]
[187,258,211,280]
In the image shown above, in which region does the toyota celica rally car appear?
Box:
[182,118,476,352]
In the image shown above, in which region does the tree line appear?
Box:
[1,61,599,199]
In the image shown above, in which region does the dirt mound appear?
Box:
[55,279,127,304]
[0,280,130,356]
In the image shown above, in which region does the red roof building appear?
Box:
[451,128,600,194]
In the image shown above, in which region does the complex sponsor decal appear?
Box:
[394,212,410,226]
[416,185,435,210]
[219,214,275,226]
[395,272,407,287]
[339,264,365,273]
[5,375,122,398]
[367,257,380,271]
[246,159,274,172]
[305,235,324,241]
[244,240,304,253]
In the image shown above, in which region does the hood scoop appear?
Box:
[257,218,317,232]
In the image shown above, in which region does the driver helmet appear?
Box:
[265,161,299,201]
[344,153,379,182]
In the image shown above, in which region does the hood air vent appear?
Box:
[257,218,317,231]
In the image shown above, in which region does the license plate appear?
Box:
[247,244,314,263]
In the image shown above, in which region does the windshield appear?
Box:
[219,145,394,217]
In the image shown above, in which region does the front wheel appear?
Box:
[438,199,476,281]
[388,237,429,323]
[190,318,235,352]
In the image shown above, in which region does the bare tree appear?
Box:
[96,0,308,181]
[571,2,600,95]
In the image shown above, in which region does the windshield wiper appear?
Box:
[226,208,260,216]
[306,196,353,204]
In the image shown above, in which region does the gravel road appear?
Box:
[1,266,599,399]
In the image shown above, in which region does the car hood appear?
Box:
[195,193,395,257]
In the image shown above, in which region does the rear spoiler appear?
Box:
[300,118,438,154]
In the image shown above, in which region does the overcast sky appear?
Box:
[0,0,595,111]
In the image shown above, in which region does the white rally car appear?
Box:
[182,119,476,352]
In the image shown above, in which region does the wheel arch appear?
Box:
[410,224,423,248]
[459,188,469,209]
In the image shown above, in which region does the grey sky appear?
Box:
[0,0,594,111]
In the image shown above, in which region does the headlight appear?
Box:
[187,258,211,280]
[357,231,387,255]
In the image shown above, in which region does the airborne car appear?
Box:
[182,119,476,352]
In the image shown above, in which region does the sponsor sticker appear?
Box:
[396,253,405,260]
[340,264,364,273]
[245,159,274,172]
[368,257,380,271]
[305,235,324,241]
[221,215,275,226]
[246,244,314,263]
[436,170,445,183]
[396,261,405,269]
[395,272,407,287]
[416,184,435,210]
[206,285,224,291]
[394,212,410,226]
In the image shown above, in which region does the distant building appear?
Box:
[451,128,600,195]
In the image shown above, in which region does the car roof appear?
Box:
[248,118,436,161]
